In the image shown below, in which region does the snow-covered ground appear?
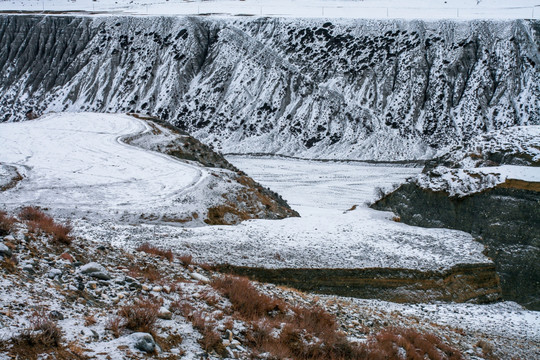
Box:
[0,0,538,19]
[0,113,218,220]
[74,156,490,271]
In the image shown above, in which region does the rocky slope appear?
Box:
[0,15,538,160]
[1,211,539,360]
[372,126,540,309]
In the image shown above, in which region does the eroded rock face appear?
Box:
[371,127,540,309]
[214,263,502,304]
[0,16,538,160]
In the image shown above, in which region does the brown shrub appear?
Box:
[212,275,284,320]
[199,289,221,307]
[127,264,161,282]
[290,305,338,339]
[0,211,16,236]
[84,315,96,326]
[136,242,174,262]
[19,206,47,222]
[178,254,193,267]
[1,255,18,273]
[20,207,72,245]
[105,316,125,338]
[118,296,162,333]
[366,328,463,360]
[189,311,227,357]
[15,310,63,348]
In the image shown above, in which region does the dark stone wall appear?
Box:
[372,182,540,309]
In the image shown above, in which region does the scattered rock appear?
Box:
[158,306,172,320]
[131,332,156,353]
[0,243,12,258]
[190,272,210,284]
[226,329,233,342]
[3,235,15,242]
[47,268,62,279]
[79,262,111,280]
[49,310,64,320]
[22,264,35,274]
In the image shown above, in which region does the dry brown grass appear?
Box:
[365,328,464,360]
[105,316,125,338]
[212,275,285,320]
[212,276,462,360]
[13,310,63,349]
[118,296,162,333]
[1,255,18,273]
[83,314,96,326]
[189,311,228,357]
[0,210,16,236]
[178,254,193,267]
[136,242,174,262]
[19,206,72,245]
[127,264,162,283]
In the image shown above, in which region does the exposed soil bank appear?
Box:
[214,263,501,304]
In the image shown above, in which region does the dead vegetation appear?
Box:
[211,275,464,360]
[0,210,16,236]
[136,242,174,262]
[2,309,89,360]
[19,206,72,245]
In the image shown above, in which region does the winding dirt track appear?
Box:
[0,112,205,213]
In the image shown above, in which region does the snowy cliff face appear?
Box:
[0,15,538,160]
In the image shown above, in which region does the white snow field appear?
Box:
[0,113,210,219]
[75,156,490,271]
[0,0,538,19]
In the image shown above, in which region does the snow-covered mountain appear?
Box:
[0,15,538,160]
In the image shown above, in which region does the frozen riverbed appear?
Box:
[76,156,491,271]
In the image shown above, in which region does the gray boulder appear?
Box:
[131,332,156,353]
[79,262,112,280]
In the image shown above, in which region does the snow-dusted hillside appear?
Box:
[414,125,540,197]
[0,113,296,224]
[0,15,538,160]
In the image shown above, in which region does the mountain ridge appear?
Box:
[0,15,538,160]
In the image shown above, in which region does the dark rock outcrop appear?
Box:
[372,126,540,309]
[372,182,540,309]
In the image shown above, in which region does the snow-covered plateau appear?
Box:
[0,0,539,19]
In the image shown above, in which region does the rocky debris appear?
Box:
[79,262,112,280]
[0,212,538,359]
[158,306,172,320]
[190,271,210,284]
[0,242,11,257]
[130,332,156,353]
